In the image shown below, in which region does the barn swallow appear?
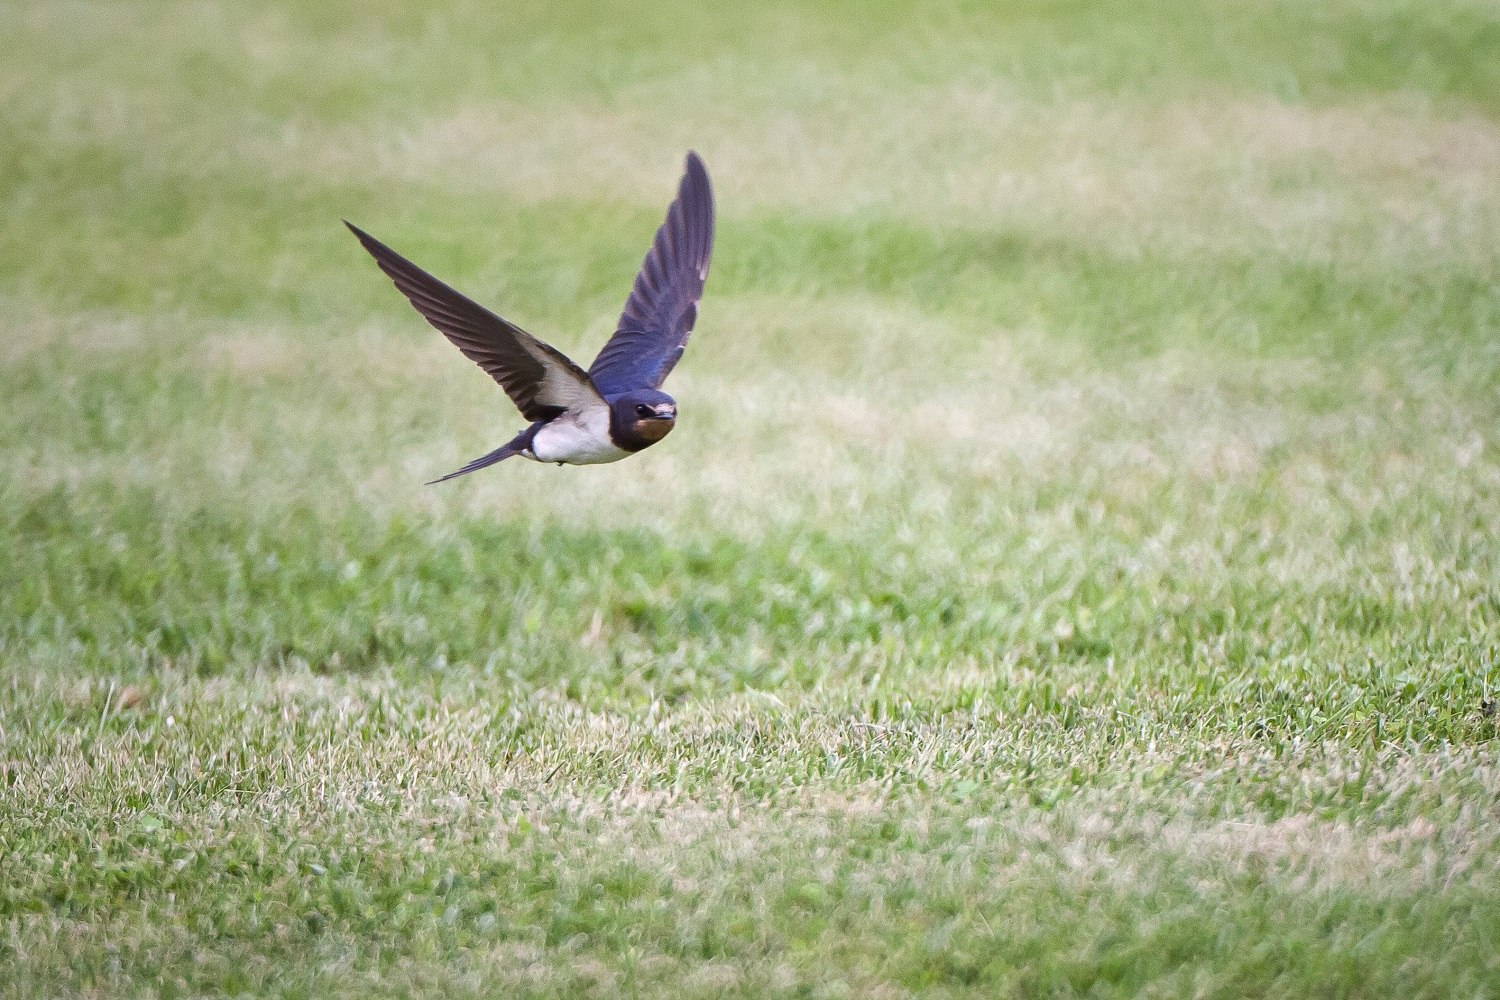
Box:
[347,152,714,483]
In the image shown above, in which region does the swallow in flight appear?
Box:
[347,152,714,483]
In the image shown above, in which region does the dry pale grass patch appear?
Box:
[222,83,1500,268]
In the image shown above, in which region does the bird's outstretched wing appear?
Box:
[346,222,605,421]
[587,152,714,396]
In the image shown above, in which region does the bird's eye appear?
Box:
[635,404,651,417]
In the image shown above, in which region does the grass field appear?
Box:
[4,0,1500,995]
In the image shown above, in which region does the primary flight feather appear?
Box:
[347,152,714,483]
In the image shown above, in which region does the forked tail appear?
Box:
[426,442,523,485]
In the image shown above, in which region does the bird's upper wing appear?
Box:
[347,222,605,421]
[587,152,714,396]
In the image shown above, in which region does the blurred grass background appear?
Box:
[2,1,1499,996]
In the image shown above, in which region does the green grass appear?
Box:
[3,0,1500,996]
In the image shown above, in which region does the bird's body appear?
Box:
[347,152,714,483]
[530,407,625,466]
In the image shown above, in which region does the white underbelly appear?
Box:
[527,409,629,465]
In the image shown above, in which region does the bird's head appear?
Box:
[610,389,678,449]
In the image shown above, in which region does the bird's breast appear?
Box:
[527,409,630,465]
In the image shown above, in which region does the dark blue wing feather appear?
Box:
[588,152,714,396]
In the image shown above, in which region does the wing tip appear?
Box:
[683,151,711,195]
[344,220,388,260]
[675,152,714,272]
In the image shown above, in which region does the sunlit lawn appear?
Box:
[3,1,1499,996]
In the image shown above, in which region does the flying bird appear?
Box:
[347,152,714,484]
